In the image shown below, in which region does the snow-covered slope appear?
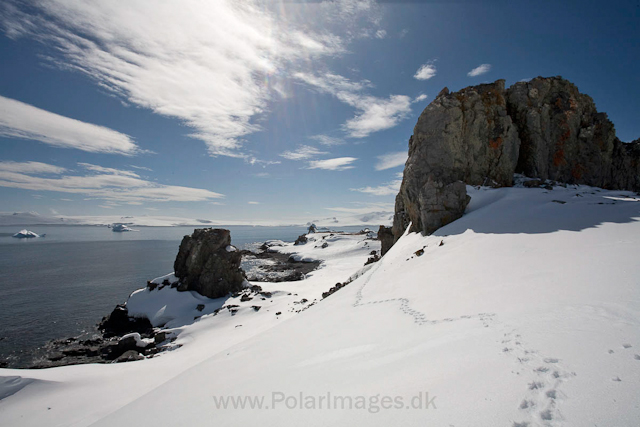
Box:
[1,184,639,427]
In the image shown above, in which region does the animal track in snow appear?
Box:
[352,260,495,327]
[502,327,574,427]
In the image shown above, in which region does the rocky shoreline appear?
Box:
[13,235,327,370]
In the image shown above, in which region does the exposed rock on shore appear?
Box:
[174,228,246,298]
[241,250,320,282]
[392,76,640,243]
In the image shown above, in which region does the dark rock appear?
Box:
[321,242,329,249]
[523,179,543,188]
[173,228,246,299]
[364,254,379,265]
[275,312,282,316]
[294,234,308,245]
[378,225,395,256]
[308,224,317,233]
[240,294,252,302]
[48,352,64,362]
[196,304,205,311]
[154,331,169,344]
[114,350,143,363]
[415,249,424,256]
[252,305,261,311]
[322,282,348,299]
[507,77,622,188]
[98,304,153,338]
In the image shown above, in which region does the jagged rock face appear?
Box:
[174,228,245,298]
[378,225,394,256]
[392,76,639,243]
[393,80,520,236]
[610,138,640,191]
[507,77,617,186]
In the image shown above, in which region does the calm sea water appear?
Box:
[0,224,365,367]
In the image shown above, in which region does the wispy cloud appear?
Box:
[0,161,66,175]
[0,161,223,203]
[351,173,402,196]
[309,135,344,146]
[0,95,139,155]
[375,29,387,39]
[1,1,350,158]
[78,163,140,178]
[129,165,153,172]
[295,72,412,138]
[375,151,408,171]
[467,64,492,77]
[414,62,437,80]
[248,201,260,205]
[248,158,281,167]
[280,145,328,161]
[413,94,428,103]
[307,157,357,171]
[342,94,412,138]
[325,202,394,215]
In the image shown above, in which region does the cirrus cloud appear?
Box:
[280,145,328,161]
[307,157,357,171]
[375,151,408,171]
[0,95,139,155]
[467,64,492,77]
[0,161,223,203]
[295,72,413,138]
[0,0,348,158]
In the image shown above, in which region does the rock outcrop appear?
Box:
[393,80,521,237]
[378,225,395,256]
[174,228,246,298]
[392,76,640,243]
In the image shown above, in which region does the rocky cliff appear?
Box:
[393,76,640,242]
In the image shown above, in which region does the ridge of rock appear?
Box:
[392,76,640,242]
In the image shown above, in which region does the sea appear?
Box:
[0,224,365,367]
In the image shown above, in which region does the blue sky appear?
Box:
[0,0,638,224]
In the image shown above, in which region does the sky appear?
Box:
[0,0,638,224]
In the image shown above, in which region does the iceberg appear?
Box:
[12,229,41,238]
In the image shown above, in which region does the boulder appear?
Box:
[173,228,246,299]
[114,350,144,363]
[98,304,153,338]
